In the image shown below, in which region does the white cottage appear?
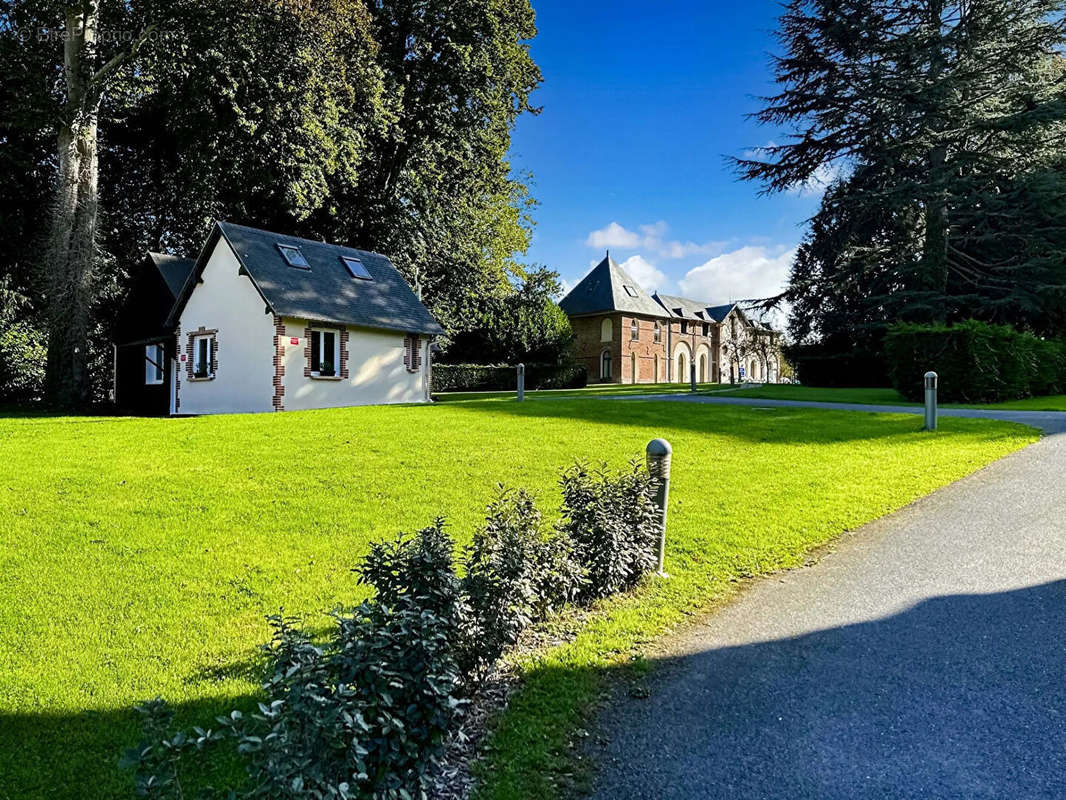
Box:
[113,221,443,415]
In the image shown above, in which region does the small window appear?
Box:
[623,285,638,297]
[192,336,213,378]
[277,244,310,269]
[630,319,639,341]
[600,349,613,380]
[654,321,662,343]
[145,344,164,385]
[702,323,709,337]
[310,328,338,377]
[600,317,613,343]
[341,256,373,280]
[680,321,689,334]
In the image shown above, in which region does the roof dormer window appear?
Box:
[340,255,373,280]
[277,244,310,269]
[623,285,638,297]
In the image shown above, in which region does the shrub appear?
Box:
[0,281,45,403]
[124,462,663,797]
[558,461,661,603]
[884,320,1066,403]
[431,363,587,393]
[459,489,584,679]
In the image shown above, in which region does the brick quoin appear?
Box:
[272,315,286,411]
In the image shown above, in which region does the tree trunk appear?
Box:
[45,3,101,408]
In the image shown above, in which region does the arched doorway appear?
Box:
[698,353,707,383]
[600,349,613,380]
[654,354,660,383]
[768,358,777,384]
[749,359,759,382]
[631,353,638,384]
[673,341,692,383]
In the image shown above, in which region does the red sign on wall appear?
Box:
[180,354,187,362]
[290,337,300,345]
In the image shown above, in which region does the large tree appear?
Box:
[740,0,1066,334]
[2,0,540,406]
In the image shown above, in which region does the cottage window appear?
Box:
[404,334,421,373]
[145,344,164,385]
[630,319,639,341]
[654,321,662,343]
[340,256,372,280]
[192,336,213,378]
[277,244,310,269]
[310,328,339,377]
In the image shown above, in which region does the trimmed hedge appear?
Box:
[432,363,587,393]
[884,320,1066,403]
[783,344,889,388]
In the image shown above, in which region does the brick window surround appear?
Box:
[186,327,218,381]
[403,334,422,373]
[304,323,349,379]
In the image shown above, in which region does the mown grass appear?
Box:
[717,383,1066,411]
[0,400,1038,799]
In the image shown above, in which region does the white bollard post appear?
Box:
[646,438,672,576]
[924,371,938,431]
[517,362,525,402]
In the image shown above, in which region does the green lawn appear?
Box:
[0,400,1038,799]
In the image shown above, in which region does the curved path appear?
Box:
[591,397,1066,799]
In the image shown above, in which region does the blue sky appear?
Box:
[509,0,826,306]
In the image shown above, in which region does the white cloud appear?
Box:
[619,254,669,292]
[788,161,847,197]
[585,220,725,260]
[679,244,796,305]
[586,222,641,249]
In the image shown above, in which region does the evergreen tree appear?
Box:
[739,0,1066,334]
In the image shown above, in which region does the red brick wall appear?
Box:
[571,315,621,383]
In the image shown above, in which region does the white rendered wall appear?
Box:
[279,317,430,410]
[177,240,275,415]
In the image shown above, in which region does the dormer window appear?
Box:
[277,244,310,269]
[623,285,638,298]
[341,256,373,280]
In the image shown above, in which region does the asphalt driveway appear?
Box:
[590,398,1066,799]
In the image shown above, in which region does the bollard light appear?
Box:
[517,362,525,402]
[646,438,672,576]
[924,371,938,431]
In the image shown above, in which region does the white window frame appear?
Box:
[145,343,165,385]
[630,319,639,341]
[310,327,340,378]
[192,335,214,379]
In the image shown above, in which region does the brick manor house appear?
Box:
[559,254,782,385]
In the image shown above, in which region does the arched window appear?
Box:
[653,321,662,343]
[750,359,758,381]
[630,319,639,341]
[730,316,737,337]
[677,353,686,383]
[600,317,613,343]
[699,353,707,383]
[600,349,613,380]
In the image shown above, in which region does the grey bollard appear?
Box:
[517,362,525,402]
[690,363,697,392]
[924,371,938,431]
[646,438,672,576]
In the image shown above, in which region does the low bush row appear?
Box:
[123,460,661,799]
[885,320,1066,403]
[430,363,587,393]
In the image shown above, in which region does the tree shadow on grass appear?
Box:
[567,579,1066,799]
[0,694,256,800]
[439,394,1034,445]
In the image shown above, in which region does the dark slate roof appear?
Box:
[558,255,665,317]
[706,303,738,322]
[652,294,738,323]
[149,253,196,298]
[167,222,443,335]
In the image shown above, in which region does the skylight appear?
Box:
[623,285,638,297]
[341,255,373,280]
[277,244,310,269]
